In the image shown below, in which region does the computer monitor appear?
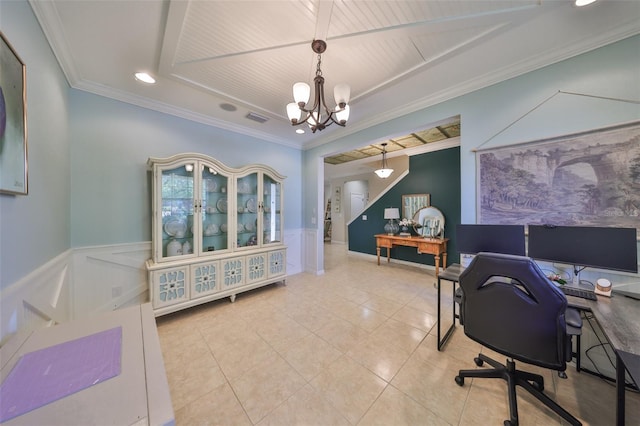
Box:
[456,224,526,256]
[527,225,638,276]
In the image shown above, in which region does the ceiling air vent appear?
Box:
[245,112,269,124]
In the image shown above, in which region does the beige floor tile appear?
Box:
[346,335,413,382]
[358,385,449,426]
[310,355,388,424]
[257,384,350,426]
[285,301,341,333]
[314,315,370,353]
[362,293,405,317]
[229,352,307,424]
[391,304,437,332]
[280,333,343,381]
[165,346,228,411]
[334,303,388,332]
[175,382,252,426]
[392,350,470,425]
[208,330,279,380]
[253,311,311,353]
[369,317,427,354]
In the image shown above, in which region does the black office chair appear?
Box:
[454,252,582,426]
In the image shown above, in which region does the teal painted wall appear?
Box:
[348,147,461,266]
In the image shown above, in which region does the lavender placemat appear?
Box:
[0,326,122,422]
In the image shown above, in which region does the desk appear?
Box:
[0,303,174,426]
[375,234,448,277]
[436,263,464,350]
[564,294,640,426]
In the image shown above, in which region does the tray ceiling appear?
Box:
[29,0,640,150]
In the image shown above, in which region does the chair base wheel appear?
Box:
[455,375,464,386]
[474,357,484,367]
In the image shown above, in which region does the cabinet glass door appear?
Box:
[201,163,230,254]
[236,172,259,249]
[263,174,282,245]
[160,163,194,260]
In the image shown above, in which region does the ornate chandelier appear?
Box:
[286,40,350,133]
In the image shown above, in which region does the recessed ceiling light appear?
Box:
[134,72,156,84]
[575,0,597,6]
[296,129,305,134]
[220,103,237,112]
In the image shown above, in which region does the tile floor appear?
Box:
[156,243,639,425]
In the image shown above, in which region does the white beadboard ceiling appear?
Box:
[29,0,640,150]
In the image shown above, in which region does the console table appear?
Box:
[374,234,448,277]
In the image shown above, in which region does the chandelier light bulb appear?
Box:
[333,83,350,107]
[293,82,311,106]
[335,104,350,124]
[286,102,302,123]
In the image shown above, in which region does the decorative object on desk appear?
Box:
[548,273,567,285]
[402,194,430,221]
[374,143,394,178]
[595,278,612,297]
[398,218,416,236]
[383,207,400,235]
[413,206,445,238]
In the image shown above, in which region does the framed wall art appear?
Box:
[402,193,430,220]
[0,31,28,195]
[477,121,640,236]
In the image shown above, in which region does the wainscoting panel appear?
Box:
[71,242,151,319]
[284,229,303,276]
[0,250,72,344]
[304,228,323,275]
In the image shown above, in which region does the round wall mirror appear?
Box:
[412,206,445,238]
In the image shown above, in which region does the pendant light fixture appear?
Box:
[374,143,394,179]
[286,40,350,133]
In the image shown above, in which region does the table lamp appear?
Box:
[384,208,400,235]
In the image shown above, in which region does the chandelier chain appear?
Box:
[316,54,323,77]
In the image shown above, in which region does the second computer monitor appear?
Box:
[456,224,526,256]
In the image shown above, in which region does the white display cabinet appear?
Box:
[146,153,286,316]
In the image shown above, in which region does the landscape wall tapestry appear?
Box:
[477,121,640,236]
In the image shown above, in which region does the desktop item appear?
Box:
[527,225,638,283]
[456,224,526,255]
[454,252,582,426]
[560,285,598,301]
[594,278,612,297]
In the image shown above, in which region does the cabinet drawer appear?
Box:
[190,261,221,299]
[246,253,268,284]
[151,266,189,308]
[268,250,286,278]
[221,257,244,291]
